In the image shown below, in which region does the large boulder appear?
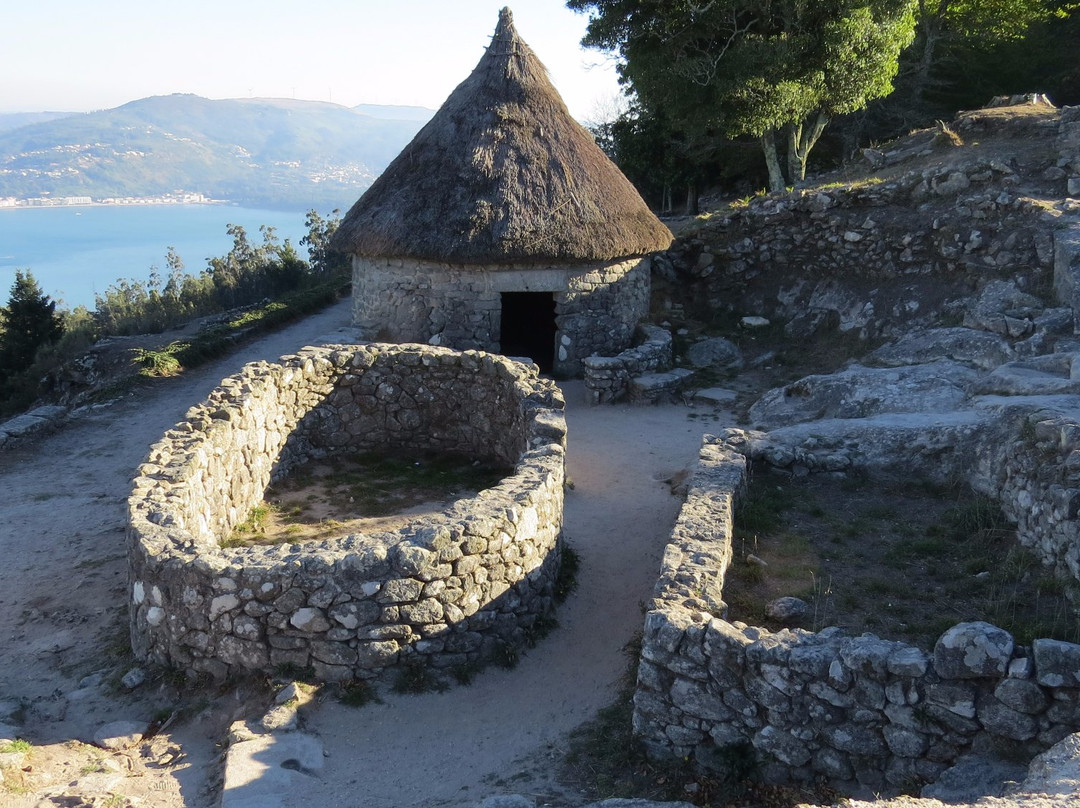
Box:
[969,353,1080,396]
[867,327,1015,371]
[686,337,743,370]
[963,280,1045,337]
[747,361,979,429]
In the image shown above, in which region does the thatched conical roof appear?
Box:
[331,7,672,264]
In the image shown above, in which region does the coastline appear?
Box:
[0,196,230,211]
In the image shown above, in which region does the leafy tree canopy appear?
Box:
[569,0,918,191]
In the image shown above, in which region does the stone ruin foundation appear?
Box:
[636,413,1080,795]
[127,343,567,682]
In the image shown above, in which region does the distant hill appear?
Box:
[0,94,434,210]
[0,111,76,134]
[353,104,435,122]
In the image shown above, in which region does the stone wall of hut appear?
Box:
[350,256,651,376]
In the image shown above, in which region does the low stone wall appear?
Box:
[128,344,567,682]
[582,324,673,405]
[975,408,1080,587]
[635,432,1080,794]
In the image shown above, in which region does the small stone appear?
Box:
[260,704,299,732]
[741,316,770,328]
[765,597,808,622]
[121,668,147,690]
[94,719,147,750]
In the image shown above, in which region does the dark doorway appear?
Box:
[500,292,556,374]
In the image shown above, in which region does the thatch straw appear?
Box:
[332,7,672,263]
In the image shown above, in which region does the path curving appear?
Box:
[0,299,714,808]
[284,381,706,808]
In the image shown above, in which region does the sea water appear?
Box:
[0,205,317,310]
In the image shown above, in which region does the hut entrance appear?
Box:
[500,292,556,374]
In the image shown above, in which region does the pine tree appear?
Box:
[0,270,64,384]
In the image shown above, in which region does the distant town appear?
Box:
[0,191,222,209]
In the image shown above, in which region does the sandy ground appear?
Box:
[288,381,707,808]
[0,299,716,808]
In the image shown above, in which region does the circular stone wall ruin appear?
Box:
[127,344,567,682]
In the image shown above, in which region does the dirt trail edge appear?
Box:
[0,301,712,808]
[288,380,706,808]
[0,300,358,808]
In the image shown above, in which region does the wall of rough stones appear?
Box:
[973,408,1080,587]
[661,104,1078,344]
[351,256,651,376]
[582,324,673,405]
[128,344,567,682]
[635,432,1080,793]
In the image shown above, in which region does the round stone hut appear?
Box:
[331,7,673,376]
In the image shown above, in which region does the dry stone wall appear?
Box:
[128,344,567,682]
[582,324,673,405]
[636,432,1080,794]
[351,256,651,376]
[662,105,1079,344]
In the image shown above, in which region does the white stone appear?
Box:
[94,720,147,750]
[145,606,165,627]
[290,607,330,632]
[210,594,240,619]
[740,316,770,328]
[121,668,146,690]
[132,581,145,605]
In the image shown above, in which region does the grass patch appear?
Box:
[0,739,31,754]
[337,679,380,708]
[135,280,345,379]
[223,450,510,548]
[554,544,580,603]
[391,660,447,694]
[724,471,1080,649]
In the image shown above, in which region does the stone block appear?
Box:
[934,622,1014,679]
[1034,638,1080,687]
[994,678,1049,714]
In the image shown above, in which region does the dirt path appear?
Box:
[289,381,707,808]
[0,301,359,807]
[0,302,713,807]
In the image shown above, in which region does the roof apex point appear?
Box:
[495,7,515,37]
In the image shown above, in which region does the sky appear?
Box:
[0,0,624,122]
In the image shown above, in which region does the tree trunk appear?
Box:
[911,0,949,104]
[760,130,786,193]
[785,122,804,185]
[786,112,831,183]
[684,183,699,216]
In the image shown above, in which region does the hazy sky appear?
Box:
[0,0,623,121]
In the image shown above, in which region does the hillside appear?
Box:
[0,94,433,209]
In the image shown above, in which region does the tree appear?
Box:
[0,270,64,385]
[909,0,1062,103]
[569,0,918,192]
[300,209,349,279]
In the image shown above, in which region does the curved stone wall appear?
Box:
[128,344,567,682]
[635,431,1080,794]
